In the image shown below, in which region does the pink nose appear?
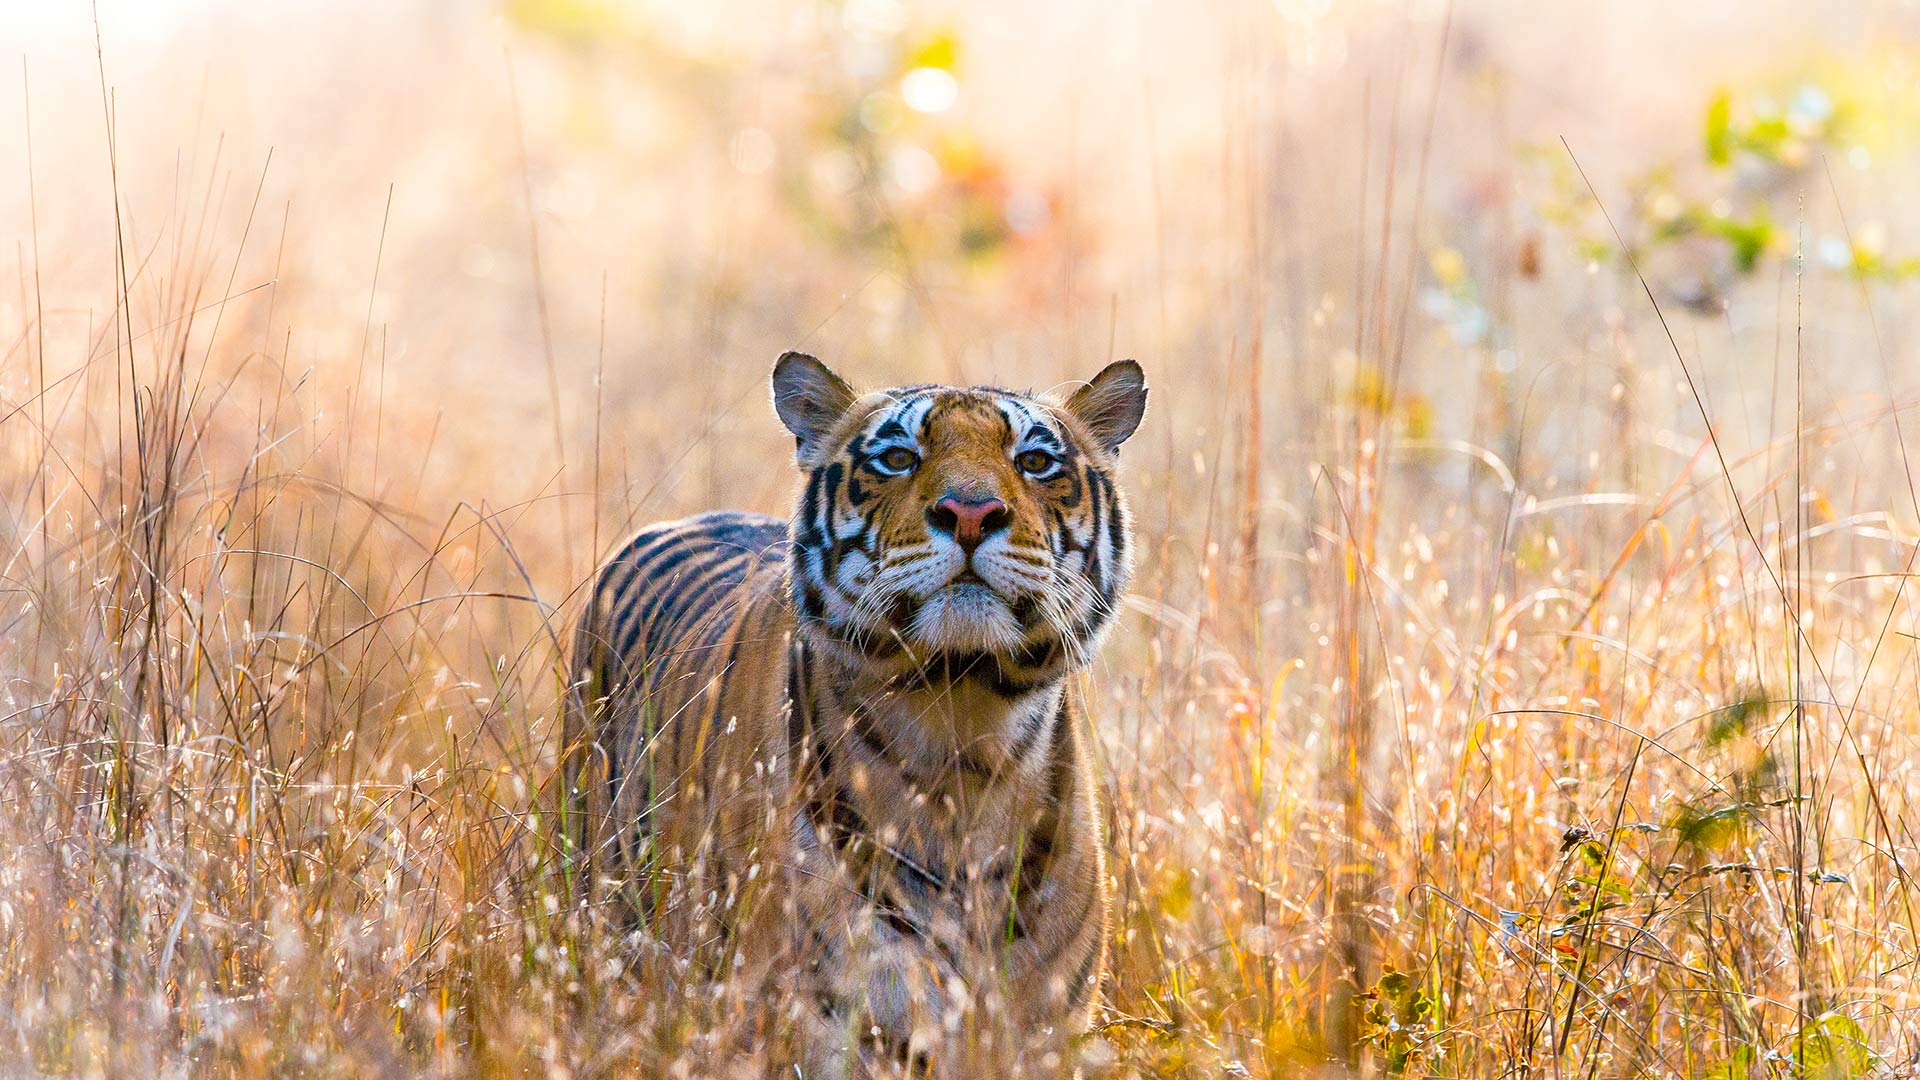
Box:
[928,495,1009,552]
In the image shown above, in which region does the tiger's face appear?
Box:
[773,354,1147,689]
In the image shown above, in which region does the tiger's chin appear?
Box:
[905,582,1026,654]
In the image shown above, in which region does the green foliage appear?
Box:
[1700,209,1775,274]
[1706,689,1770,749]
[1347,364,1437,439]
[1701,1046,1756,1080]
[1537,77,1920,297]
[507,3,1046,272]
[1670,802,1752,853]
[1845,246,1920,282]
[1704,90,1735,166]
[775,20,1043,269]
[1701,87,1835,169]
[1797,1013,1874,1078]
[1361,964,1435,1075]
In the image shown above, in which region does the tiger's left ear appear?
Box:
[772,351,857,461]
[1066,359,1148,453]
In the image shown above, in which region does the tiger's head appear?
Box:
[773,353,1147,693]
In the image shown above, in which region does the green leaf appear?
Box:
[1671,803,1750,852]
[1703,211,1775,274]
[1799,1012,1873,1078]
[1573,873,1632,901]
[1744,114,1792,156]
[1705,90,1734,166]
[1707,689,1768,748]
[1702,1046,1755,1080]
[1363,964,1436,1075]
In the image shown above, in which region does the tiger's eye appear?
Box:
[1017,449,1055,475]
[879,447,918,472]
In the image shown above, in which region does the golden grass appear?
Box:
[5,2,1920,1076]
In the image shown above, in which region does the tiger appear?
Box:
[563,352,1147,1077]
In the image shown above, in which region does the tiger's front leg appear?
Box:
[797,906,964,1077]
[991,827,1110,1076]
[826,886,1099,1077]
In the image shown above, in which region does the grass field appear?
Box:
[5,1,1920,1075]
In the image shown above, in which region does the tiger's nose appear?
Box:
[927,495,1010,553]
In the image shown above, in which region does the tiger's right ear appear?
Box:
[772,351,857,461]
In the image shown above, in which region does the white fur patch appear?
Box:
[909,585,1024,652]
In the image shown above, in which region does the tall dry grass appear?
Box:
[6,1,1920,1076]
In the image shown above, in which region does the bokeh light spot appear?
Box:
[901,66,959,114]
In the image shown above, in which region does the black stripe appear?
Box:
[887,650,1057,698]
[1045,700,1077,807]
[1055,463,1084,510]
[625,545,742,649]
[705,617,750,750]
[1050,507,1087,556]
[814,462,846,577]
[597,525,690,606]
[847,705,908,766]
[1083,469,1107,592]
[877,905,922,937]
[642,551,751,657]
[795,561,828,623]
[1100,470,1126,570]
[1005,698,1057,763]
[795,469,827,547]
[608,539,714,657]
[1025,424,1063,450]
[1064,938,1102,1009]
[785,642,805,741]
[992,403,1015,445]
[1011,637,1059,670]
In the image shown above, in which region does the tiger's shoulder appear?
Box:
[583,509,790,641]
[572,509,796,727]
[599,509,789,581]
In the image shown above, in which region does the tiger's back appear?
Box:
[565,510,796,912]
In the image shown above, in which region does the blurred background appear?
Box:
[9,0,1920,554]
[9,0,1920,1075]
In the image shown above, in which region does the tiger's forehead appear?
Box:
[855,386,1059,448]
